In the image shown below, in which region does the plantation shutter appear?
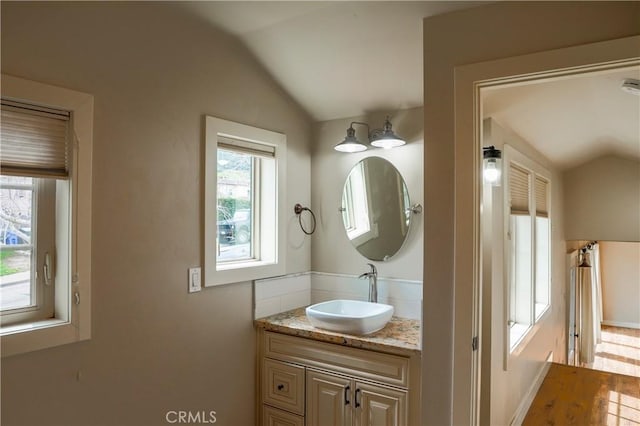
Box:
[218,136,275,158]
[1,99,71,179]
[509,163,530,215]
[535,177,549,218]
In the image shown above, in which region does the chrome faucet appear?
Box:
[359,263,378,303]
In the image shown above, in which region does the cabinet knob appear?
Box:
[355,388,361,408]
[344,385,350,405]
[277,384,284,391]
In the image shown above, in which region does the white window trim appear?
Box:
[204,116,286,287]
[1,74,93,357]
[503,144,551,355]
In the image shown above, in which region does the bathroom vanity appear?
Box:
[255,308,421,426]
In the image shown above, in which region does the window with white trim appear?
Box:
[534,177,550,319]
[205,116,286,287]
[0,175,58,325]
[1,101,68,327]
[505,145,551,351]
[0,75,93,357]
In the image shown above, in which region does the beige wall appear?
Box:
[564,156,640,242]
[600,241,640,327]
[1,3,311,425]
[482,119,567,425]
[311,108,423,280]
[423,2,640,424]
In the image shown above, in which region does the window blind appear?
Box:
[535,177,549,218]
[218,135,275,158]
[509,163,530,215]
[1,100,71,179]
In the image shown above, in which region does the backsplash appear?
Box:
[254,272,422,320]
[254,273,311,319]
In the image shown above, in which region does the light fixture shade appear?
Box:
[335,126,368,152]
[370,118,406,149]
[483,146,502,186]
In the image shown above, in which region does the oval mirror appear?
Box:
[341,157,412,261]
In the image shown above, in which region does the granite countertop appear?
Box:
[255,307,421,356]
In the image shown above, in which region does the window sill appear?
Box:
[509,306,552,357]
[217,259,275,272]
[209,260,285,287]
[509,322,531,352]
[535,303,550,321]
[1,317,86,358]
[1,318,68,336]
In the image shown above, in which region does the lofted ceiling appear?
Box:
[180,1,482,121]
[483,66,640,170]
[178,2,639,170]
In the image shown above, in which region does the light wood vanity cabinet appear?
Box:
[257,329,420,426]
[306,369,407,426]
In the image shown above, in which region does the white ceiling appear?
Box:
[179,2,639,170]
[483,66,640,170]
[181,1,482,121]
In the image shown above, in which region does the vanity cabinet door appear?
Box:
[306,370,353,426]
[354,382,407,426]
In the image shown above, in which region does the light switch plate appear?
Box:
[188,267,201,293]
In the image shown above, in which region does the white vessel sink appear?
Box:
[305,300,394,335]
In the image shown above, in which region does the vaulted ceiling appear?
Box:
[179,2,639,170]
[180,1,482,121]
[483,66,640,170]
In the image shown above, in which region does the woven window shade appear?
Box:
[535,177,549,217]
[218,136,275,158]
[509,163,530,215]
[1,100,70,179]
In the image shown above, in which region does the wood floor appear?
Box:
[593,326,640,378]
[523,326,640,425]
[522,363,640,425]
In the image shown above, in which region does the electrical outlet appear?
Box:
[188,267,201,293]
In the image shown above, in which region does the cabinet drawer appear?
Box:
[262,405,304,426]
[264,331,410,388]
[263,358,305,415]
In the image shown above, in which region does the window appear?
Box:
[504,145,551,351]
[534,177,550,318]
[0,176,56,325]
[0,75,93,357]
[205,116,286,286]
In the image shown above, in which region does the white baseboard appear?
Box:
[509,355,552,426]
[602,320,640,330]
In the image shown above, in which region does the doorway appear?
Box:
[479,61,640,426]
[481,64,640,376]
[452,35,640,426]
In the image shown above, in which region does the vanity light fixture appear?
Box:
[483,145,502,186]
[370,117,406,149]
[334,124,368,152]
[334,116,406,152]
